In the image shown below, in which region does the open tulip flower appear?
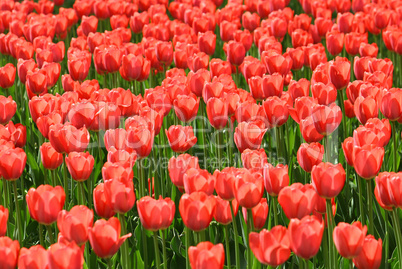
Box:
[1,0,402,268]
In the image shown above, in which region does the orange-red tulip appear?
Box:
[18,245,48,269]
[353,235,382,269]
[48,241,83,269]
[188,241,225,269]
[65,152,94,182]
[137,196,175,231]
[333,221,367,259]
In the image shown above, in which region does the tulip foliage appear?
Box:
[1,0,402,268]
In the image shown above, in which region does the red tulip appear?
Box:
[104,178,135,214]
[0,96,16,124]
[249,226,290,266]
[241,148,268,175]
[329,57,350,90]
[278,183,318,219]
[263,164,289,197]
[0,237,20,269]
[65,152,94,182]
[188,241,225,269]
[209,59,232,78]
[297,142,324,173]
[48,241,83,269]
[126,126,154,158]
[155,41,173,67]
[354,96,378,125]
[225,41,246,66]
[353,145,384,180]
[213,196,238,225]
[49,124,90,154]
[0,206,8,237]
[57,205,94,246]
[26,70,47,98]
[187,69,211,97]
[206,97,228,130]
[311,162,346,199]
[288,215,324,260]
[93,183,115,219]
[242,198,268,230]
[375,172,402,209]
[26,184,65,225]
[288,78,310,101]
[312,103,342,136]
[214,167,238,201]
[184,168,215,195]
[173,94,199,123]
[130,12,150,34]
[198,31,216,56]
[311,82,337,106]
[165,125,197,153]
[137,196,175,231]
[262,73,284,97]
[234,169,264,209]
[119,54,144,82]
[359,43,378,58]
[68,58,90,82]
[353,235,382,269]
[333,221,367,259]
[179,191,216,232]
[345,32,368,56]
[168,154,199,192]
[81,15,98,36]
[88,217,132,259]
[0,147,26,180]
[365,118,391,147]
[18,245,49,269]
[17,58,37,84]
[263,96,289,127]
[380,88,402,121]
[234,122,267,153]
[0,63,16,89]
[263,53,292,76]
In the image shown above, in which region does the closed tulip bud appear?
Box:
[226,41,246,66]
[263,96,289,127]
[26,185,65,225]
[288,79,310,101]
[173,94,199,123]
[329,57,350,90]
[179,191,216,232]
[288,215,324,260]
[234,122,267,153]
[0,237,19,269]
[0,63,16,89]
[104,178,135,214]
[189,242,225,269]
[380,88,402,121]
[184,168,215,195]
[126,127,154,158]
[263,164,289,197]
[57,205,94,246]
[187,69,211,97]
[278,183,318,219]
[0,96,16,124]
[48,242,83,269]
[297,142,324,173]
[168,154,199,192]
[353,235,382,269]
[214,167,237,201]
[17,58,37,84]
[242,197,268,230]
[155,41,173,67]
[312,162,346,199]
[311,82,337,106]
[198,31,216,56]
[206,97,228,130]
[81,16,98,36]
[119,54,144,82]
[353,145,384,180]
[345,32,368,56]
[375,172,402,209]
[333,221,367,259]
[354,96,378,125]
[213,196,238,225]
[262,73,284,97]
[359,43,378,58]
[234,170,264,209]
[249,226,291,266]
[0,206,8,236]
[342,137,354,166]
[165,125,197,153]
[241,148,268,175]
[88,217,132,259]
[137,196,175,231]
[93,183,115,219]
[67,58,90,82]
[65,152,94,182]
[18,245,49,269]
[209,59,232,79]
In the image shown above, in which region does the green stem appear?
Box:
[326,199,336,269]
[185,226,190,269]
[51,169,56,186]
[224,225,232,269]
[275,127,281,163]
[39,224,44,247]
[118,214,129,269]
[13,181,23,245]
[46,225,54,244]
[367,180,374,235]
[273,197,278,227]
[161,229,168,269]
[107,259,112,269]
[391,208,402,269]
[339,91,347,140]
[247,209,254,268]
[63,157,69,209]
[228,122,233,167]
[138,160,145,198]
[230,203,240,269]
[357,176,365,226]
[79,181,86,205]
[217,130,223,170]
[153,231,161,269]
[385,211,389,269]
[392,121,398,172]
[3,179,8,210]
[348,258,353,269]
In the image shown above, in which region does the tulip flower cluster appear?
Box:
[1,0,402,268]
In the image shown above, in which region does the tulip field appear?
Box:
[1,0,402,268]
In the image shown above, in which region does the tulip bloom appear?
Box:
[234,122,267,153]
[0,63,16,89]
[312,103,342,136]
[48,242,83,269]
[375,172,402,208]
[333,221,367,259]
[288,215,324,260]
[173,94,199,123]
[278,183,318,219]
[126,127,154,158]
[0,237,20,269]
[57,205,94,246]
[40,142,64,170]
[380,88,402,121]
[137,196,175,231]
[179,191,216,232]
[49,123,90,154]
[263,96,289,127]
[249,225,290,266]
[263,164,289,196]
[184,168,215,195]
[242,198,268,230]
[311,162,346,199]
[354,96,378,125]
[65,152,94,182]
[0,96,16,124]
[234,170,264,209]
[165,125,197,153]
[104,178,136,214]
[18,245,49,269]
[188,242,225,269]
[93,183,115,219]
[206,97,228,130]
[88,217,132,259]
[168,154,200,192]
[0,206,8,236]
[241,148,268,174]
[0,147,27,180]
[226,41,246,66]
[297,142,324,173]
[353,145,384,180]
[214,167,238,201]
[213,196,238,225]
[352,235,382,269]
